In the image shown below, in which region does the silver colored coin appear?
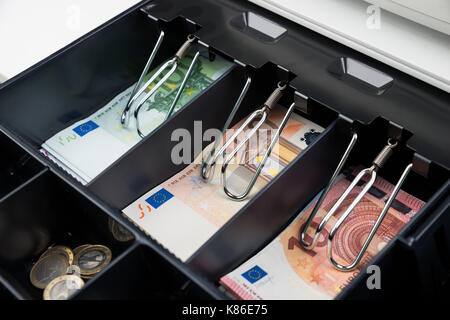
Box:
[74,245,112,276]
[43,275,84,300]
[73,245,91,256]
[30,255,69,289]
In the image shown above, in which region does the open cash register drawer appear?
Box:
[0,0,448,300]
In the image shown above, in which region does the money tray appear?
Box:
[0,0,448,300]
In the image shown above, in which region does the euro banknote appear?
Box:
[41,52,233,184]
[220,169,425,299]
[122,105,325,261]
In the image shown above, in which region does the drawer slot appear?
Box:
[73,245,220,300]
[0,171,135,300]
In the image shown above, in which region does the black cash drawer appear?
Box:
[0,0,448,300]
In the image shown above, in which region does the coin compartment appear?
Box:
[0,130,45,200]
[0,170,136,300]
[72,244,220,300]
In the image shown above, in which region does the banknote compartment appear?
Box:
[339,180,450,299]
[330,118,449,299]
[0,170,135,300]
[72,244,221,300]
[0,130,46,200]
[0,7,200,148]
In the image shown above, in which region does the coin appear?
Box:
[30,255,69,289]
[108,217,114,233]
[43,275,84,300]
[109,218,134,242]
[81,274,95,280]
[73,245,91,256]
[73,245,112,276]
[40,245,74,265]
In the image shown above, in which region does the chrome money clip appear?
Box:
[300,135,419,271]
[121,32,201,138]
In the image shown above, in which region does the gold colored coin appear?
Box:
[109,218,134,242]
[30,255,69,289]
[108,217,114,233]
[81,274,95,280]
[43,275,84,300]
[73,245,112,276]
[40,245,74,265]
[73,245,91,256]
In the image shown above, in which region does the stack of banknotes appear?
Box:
[41,53,233,184]
[123,106,325,261]
[219,171,425,299]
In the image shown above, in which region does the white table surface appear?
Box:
[0,0,140,81]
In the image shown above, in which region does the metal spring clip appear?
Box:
[201,76,253,182]
[121,32,200,138]
[201,81,296,201]
[300,137,415,271]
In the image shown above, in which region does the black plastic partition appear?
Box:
[0,0,448,300]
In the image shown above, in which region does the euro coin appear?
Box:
[43,275,84,300]
[109,218,134,242]
[73,245,111,277]
[40,245,73,265]
[30,255,69,289]
[73,245,90,256]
